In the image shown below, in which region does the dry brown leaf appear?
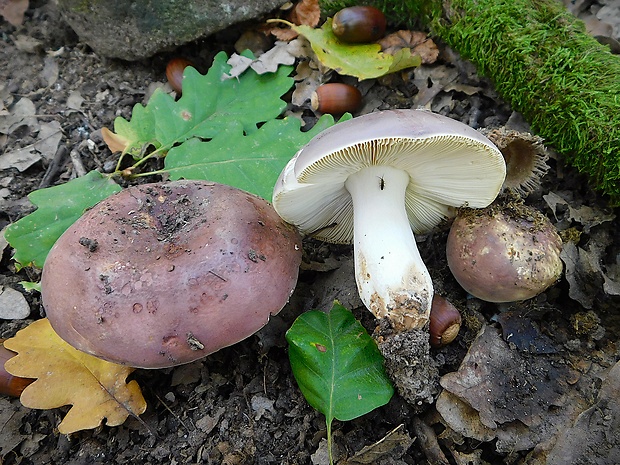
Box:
[379,30,439,65]
[289,0,320,28]
[12,34,43,53]
[270,26,300,42]
[346,424,414,463]
[0,0,28,26]
[291,60,323,106]
[4,318,146,434]
[269,0,320,41]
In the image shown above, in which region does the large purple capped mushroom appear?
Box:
[41,180,302,368]
[273,109,506,330]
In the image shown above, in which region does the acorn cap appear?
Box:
[481,127,549,197]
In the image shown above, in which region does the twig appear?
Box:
[412,416,450,465]
[69,149,87,177]
[153,392,192,432]
[39,145,68,188]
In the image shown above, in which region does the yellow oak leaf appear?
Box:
[3,319,146,434]
[275,18,422,80]
[101,126,130,153]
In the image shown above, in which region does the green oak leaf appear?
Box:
[3,171,121,269]
[291,19,421,80]
[110,50,294,159]
[164,113,349,200]
[286,302,393,462]
[6,54,347,271]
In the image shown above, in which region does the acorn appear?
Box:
[429,295,462,348]
[0,340,34,397]
[166,57,194,94]
[332,6,387,44]
[311,83,362,115]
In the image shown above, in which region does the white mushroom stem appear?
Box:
[344,165,433,330]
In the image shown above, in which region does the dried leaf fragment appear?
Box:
[269,0,320,41]
[4,319,146,434]
[288,0,320,28]
[378,30,439,65]
[347,424,414,463]
[0,0,28,26]
[225,41,298,78]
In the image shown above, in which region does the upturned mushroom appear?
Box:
[273,109,506,330]
[41,180,302,369]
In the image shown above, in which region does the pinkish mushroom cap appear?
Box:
[41,180,302,368]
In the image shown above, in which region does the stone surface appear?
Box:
[56,0,284,60]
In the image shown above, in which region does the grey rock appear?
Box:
[57,0,284,60]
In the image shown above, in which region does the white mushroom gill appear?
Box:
[344,164,432,330]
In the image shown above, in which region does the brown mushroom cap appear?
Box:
[41,180,302,368]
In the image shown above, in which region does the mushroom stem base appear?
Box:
[345,165,432,330]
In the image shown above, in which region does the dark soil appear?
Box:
[1,1,619,464]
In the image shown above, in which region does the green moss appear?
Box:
[319,0,620,206]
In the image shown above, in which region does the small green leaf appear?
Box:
[20,281,41,293]
[113,103,159,157]
[286,302,394,424]
[4,171,121,269]
[165,114,346,200]
[111,51,295,159]
[291,19,422,80]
